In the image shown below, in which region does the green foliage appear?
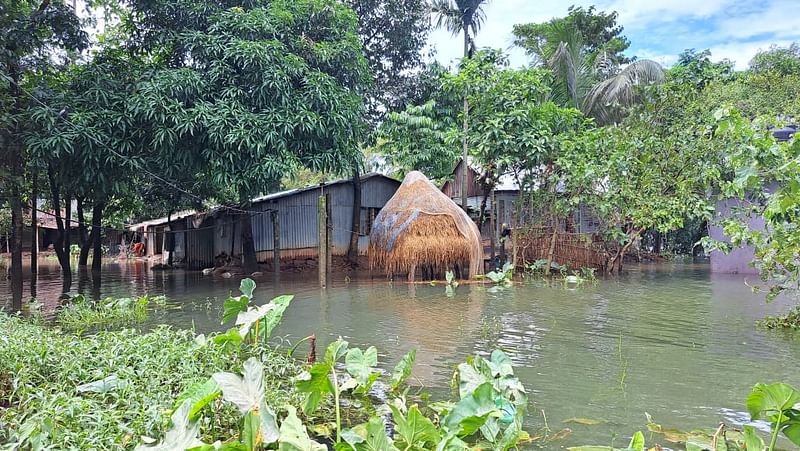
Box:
[709,109,800,301]
[57,294,151,331]
[758,306,800,330]
[749,43,800,76]
[0,313,302,450]
[512,5,631,69]
[221,279,294,343]
[390,349,417,391]
[747,382,800,449]
[486,262,514,286]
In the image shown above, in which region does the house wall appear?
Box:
[709,198,762,274]
[441,161,483,199]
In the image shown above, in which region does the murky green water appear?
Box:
[3,259,799,448]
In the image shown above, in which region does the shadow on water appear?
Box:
[2,257,800,448]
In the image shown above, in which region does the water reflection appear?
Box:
[1,259,799,448]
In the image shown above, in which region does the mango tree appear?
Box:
[125,0,369,273]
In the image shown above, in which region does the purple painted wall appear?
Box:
[709,198,764,274]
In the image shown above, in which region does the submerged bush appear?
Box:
[56,294,157,331]
[758,305,800,330]
[0,313,303,450]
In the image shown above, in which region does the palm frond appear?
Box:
[585,59,665,124]
[545,25,594,110]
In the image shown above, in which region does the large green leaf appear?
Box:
[261,295,294,340]
[325,338,349,365]
[222,295,249,324]
[746,382,800,420]
[278,406,327,451]
[135,401,205,451]
[236,303,277,337]
[627,431,644,451]
[784,422,800,446]
[239,278,256,298]
[357,416,399,451]
[213,328,243,352]
[76,375,129,394]
[743,426,765,450]
[212,357,264,414]
[296,362,334,414]
[390,404,440,450]
[390,349,416,391]
[442,382,500,437]
[174,377,221,420]
[345,346,378,390]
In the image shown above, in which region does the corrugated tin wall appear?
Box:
[185,218,215,269]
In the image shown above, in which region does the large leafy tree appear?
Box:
[431,0,489,211]
[513,5,631,74]
[0,0,86,299]
[125,0,370,273]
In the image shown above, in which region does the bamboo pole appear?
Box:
[272,210,280,277]
[318,195,328,288]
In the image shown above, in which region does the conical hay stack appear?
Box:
[369,171,483,277]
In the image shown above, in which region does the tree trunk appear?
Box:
[30,171,38,273]
[653,230,662,254]
[347,169,361,264]
[7,61,24,306]
[240,209,258,274]
[460,22,470,214]
[77,196,87,248]
[91,202,104,271]
[167,211,174,266]
[610,227,645,273]
[47,164,70,277]
[544,225,558,276]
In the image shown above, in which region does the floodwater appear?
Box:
[2,258,800,449]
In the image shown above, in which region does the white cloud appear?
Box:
[709,39,797,69]
[608,0,735,29]
[715,0,800,40]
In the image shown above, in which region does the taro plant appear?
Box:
[486,262,515,286]
[445,270,459,297]
[746,382,800,450]
[219,278,294,347]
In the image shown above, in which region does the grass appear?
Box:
[0,313,305,450]
[56,294,165,332]
[758,305,800,330]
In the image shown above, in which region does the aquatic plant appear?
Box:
[486,262,515,286]
[445,270,459,296]
[0,313,303,450]
[747,382,800,450]
[758,306,800,330]
[220,278,294,346]
[57,293,151,331]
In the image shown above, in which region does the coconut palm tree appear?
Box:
[431,0,489,211]
[535,24,665,125]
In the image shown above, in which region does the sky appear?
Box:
[427,0,800,70]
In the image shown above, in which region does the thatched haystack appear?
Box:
[369,171,482,280]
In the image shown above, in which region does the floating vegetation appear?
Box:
[758,306,800,330]
[56,294,159,331]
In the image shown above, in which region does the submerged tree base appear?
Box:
[758,306,800,330]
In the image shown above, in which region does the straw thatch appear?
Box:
[369,171,483,280]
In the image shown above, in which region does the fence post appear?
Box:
[325,193,332,277]
[271,210,280,277]
[318,195,328,288]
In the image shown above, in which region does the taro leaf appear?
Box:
[497,420,522,451]
[746,382,800,421]
[390,349,416,391]
[241,401,280,450]
[213,328,243,352]
[77,375,129,394]
[296,362,334,414]
[261,295,293,340]
[212,357,265,414]
[456,361,488,400]
[236,303,278,337]
[443,382,500,437]
[784,422,800,446]
[627,431,644,451]
[390,404,440,450]
[435,434,470,451]
[743,425,765,450]
[345,347,378,389]
[239,278,256,298]
[278,405,327,451]
[325,338,349,365]
[222,295,249,324]
[340,428,366,450]
[357,416,399,451]
[174,378,221,420]
[134,401,205,451]
[188,443,248,451]
[488,350,514,377]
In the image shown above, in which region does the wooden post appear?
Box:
[30,174,38,273]
[318,195,328,288]
[325,193,332,277]
[489,190,496,264]
[271,210,280,277]
[511,211,518,269]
